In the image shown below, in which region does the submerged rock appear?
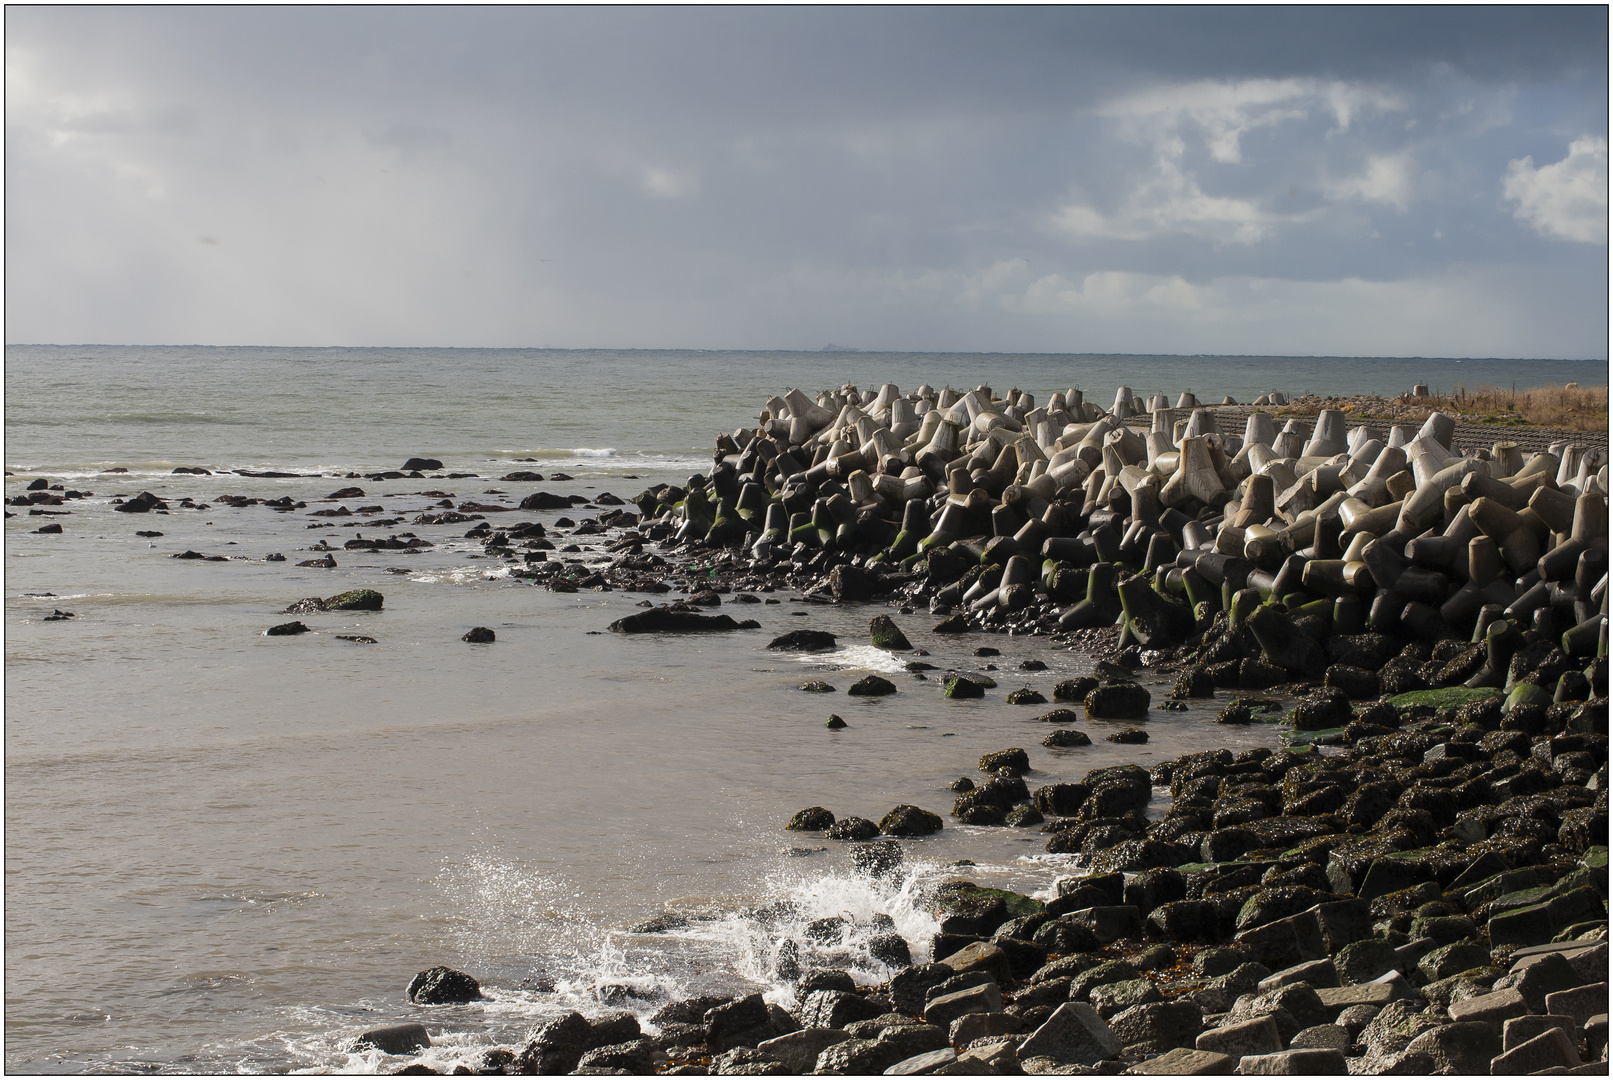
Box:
[610,607,744,633]
[406,966,481,1004]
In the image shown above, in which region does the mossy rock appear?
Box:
[935,882,1044,923]
[849,675,897,697]
[869,614,913,651]
[944,676,987,699]
[788,807,835,831]
[325,589,384,611]
[880,804,942,836]
[1386,687,1501,712]
[1006,688,1048,705]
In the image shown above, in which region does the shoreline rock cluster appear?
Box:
[363,381,1606,1076]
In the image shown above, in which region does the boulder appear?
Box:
[849,675,897,696]
[979,748,1030,774]
[462,626,496,643]
[353,1023,431,1055]
[610,607,743,633]
[407,966,481,1004]
[788,807,835,831]
[324,589,384,610]
[828,564,878,601]
[827,817,879,841]
[754,1028,852,1074]
[1086,683,1151,719]
[880,805,942,837]
[402,457,443,471]
[769,629,838,651]
[870,615,913,650]
[1108,1000,1202,1051]
[1016,1002,1122,1066]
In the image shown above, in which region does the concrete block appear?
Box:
[1315,982,1397,1018]
[1125,1047,1235,1074]
[1488,1026,1582,1074]
[923,982,1002,1028]
[938,941,1013,985]
[1069,905,1145,944]
[1503,1014,1576,1053]
[1448,986,1531,1027]
[1017,1002,1122,1066]
[1546,983,1608,1030]
[1234,1047,1348,1074]
[1258,960,1338,993]
[948,1010,1022,1047]
[1196,1016,1283,1058]
[1490,903,1557,948]
[755,1028,853,1074]
[884,1047,956,1075]
[1402,1020,1499,1074]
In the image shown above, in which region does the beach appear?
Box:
[5,346,1607,1074]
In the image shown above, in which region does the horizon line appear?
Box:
[5,343,1608,364]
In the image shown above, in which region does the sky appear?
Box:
[6,6,1609,358]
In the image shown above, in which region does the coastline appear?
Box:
[327,378,1606,1074]
[5,371,1608,1074]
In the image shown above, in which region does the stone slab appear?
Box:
[1195,1016,1283,1058]
[1546,983,1609,1030]
[1503,1014,1578,1053]
[1017,1002,1122,1067]
[1448,986,1531,1027]
[884,1047,957,1075]
[1235,1047,1348,1074]
[1125,1047,1235,1074]
[1488,1026,1582,1074]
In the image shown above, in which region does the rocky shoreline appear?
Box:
[330,380,1608,1076]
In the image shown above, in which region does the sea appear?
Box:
[5,346,1605,1073]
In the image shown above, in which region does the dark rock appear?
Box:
[943,676,986,699]
[870,614,913,650]
[801,680,836,693]
[266,621,310,636]
[1043,729,1093,749]
[407,966,481,1004]
[1086,683,1150,719]
[610,607,743,633]
[880,805,942,836]
[828,564,877,601]
[353,1023,431,1055]
[462,626,496,643]
[787,807,835,831]
[848,675,897,696]
[1325,665,1381,699]
[1107,728,1148,744]
[851,841,903,877]
[1006,687,1049,705]
[403,458,444,471]
[768,629,838,651]
[980,748,1030,774]
[1055,677,1101,702]
[325,589,384,611]
[519,491,573,510]
[827,817,879,841]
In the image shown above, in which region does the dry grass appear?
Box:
[1390,382,1609,432]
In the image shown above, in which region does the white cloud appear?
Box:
[1503,136,1607,243]
[1058,77,1405,245]
[1051,146,1285,245]
[1326,151,1416,210]
[641,166,699,200]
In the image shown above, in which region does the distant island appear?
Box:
[818,343,860,353]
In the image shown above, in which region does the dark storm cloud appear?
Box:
[6,7,1606,356]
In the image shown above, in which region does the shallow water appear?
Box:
[5,346,1596,1072]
